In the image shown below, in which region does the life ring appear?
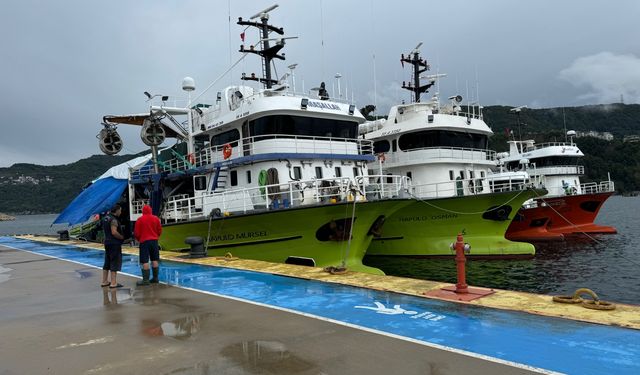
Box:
[376,153,386,163]
[222,143,232,159]
[187,153,195,165]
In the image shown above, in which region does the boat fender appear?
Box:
[223,143,233,159]
[187,153,195,165]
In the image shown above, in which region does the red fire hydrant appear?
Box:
[452,233,470,294]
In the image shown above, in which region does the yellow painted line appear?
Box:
[16,235,640,330]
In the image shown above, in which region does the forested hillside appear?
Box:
[0,154,139,214]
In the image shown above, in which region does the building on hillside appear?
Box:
[623,135,640,143]
[575,131,613,141]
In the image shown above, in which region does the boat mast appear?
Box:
[400,42,434,103]
[237,5,285,89]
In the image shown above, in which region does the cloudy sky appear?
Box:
[1,0,639,167]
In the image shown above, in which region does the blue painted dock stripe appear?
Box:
[2,237,639,375]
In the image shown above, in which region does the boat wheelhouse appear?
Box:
[500,133,616,241]
[359,44,544,257]
[98,6,413,274]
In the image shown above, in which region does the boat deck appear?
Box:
[3,235,640,374]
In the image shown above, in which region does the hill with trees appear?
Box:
[0,154,140,214]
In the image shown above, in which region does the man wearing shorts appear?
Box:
[133,204,162,286]
[101,204,125,288]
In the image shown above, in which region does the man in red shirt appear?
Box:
[133,205,162,286]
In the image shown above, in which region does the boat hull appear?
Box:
[506,192,616,242]
[367,189,542,257]
[159,199,412,274]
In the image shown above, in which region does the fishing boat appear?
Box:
[90,6,413,274]
[359,44,545,258]
[499,127,616,241]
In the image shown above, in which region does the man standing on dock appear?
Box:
[101,204,125,288]
[133,205,162,286]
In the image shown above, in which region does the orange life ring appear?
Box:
[222,143,233,160]
[187,153,196,164]
[377,153,386,163]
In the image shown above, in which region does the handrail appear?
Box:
[135,135,373,177]
[385,146,496,162]
[158,175,411,223]
[524,142,577,151]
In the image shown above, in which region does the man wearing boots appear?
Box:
[133,205,162,286]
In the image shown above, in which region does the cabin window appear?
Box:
[386,174,394,184]
[398,130,488,150]
[246,170,252,184]
[481,171,485,178]
[469,171,475,179]
[249,115,357,140]
[449,170,455,180]
[335,167,342,177]
[293,166,302,180]
[392,139,398,152]
[230,170,238,186]
[211,128,240,147]
[353,167,359,177]
[406,171,412,179]
[459,171,465,179]
[194,176,207,191]
[373,140,390,153]
[315,167,323,179]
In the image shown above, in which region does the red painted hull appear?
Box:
[506,192,616,242]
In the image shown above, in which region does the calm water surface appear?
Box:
[1,197,638,304]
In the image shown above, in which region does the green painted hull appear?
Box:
[160,199,412,274]
[368,189,543,257]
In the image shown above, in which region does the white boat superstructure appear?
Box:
[498,137,614,199]
[358,46,527,199]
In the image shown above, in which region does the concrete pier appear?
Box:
[0,245,538,375]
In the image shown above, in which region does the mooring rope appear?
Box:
[407,188,528,215]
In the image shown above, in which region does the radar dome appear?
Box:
[182,77,195,92]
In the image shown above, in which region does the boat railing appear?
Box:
[134,135,373,178]
[161,174,410,223]
[581,180,615,194]
[383,147,496,163]
[524,142,575,151]
[529,165,584,176]
[409,175,529,199]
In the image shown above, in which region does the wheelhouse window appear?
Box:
[398,130,488,151]
[249,115,358,140]
[315,167,323,179]
[211,129,240,147]
[335,167,342,177]
[230,170,238,186]
[373,140,390,153]
[293,166,302,180]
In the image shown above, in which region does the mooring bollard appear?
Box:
[185,236,206,258]
[57,230,69,241]
[450,233,471,294]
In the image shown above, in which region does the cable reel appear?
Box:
[141,118,166,146]
[97,123,123,155]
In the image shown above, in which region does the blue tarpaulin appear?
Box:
[53,177,127,225]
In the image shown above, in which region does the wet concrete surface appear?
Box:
[0,245,540,375]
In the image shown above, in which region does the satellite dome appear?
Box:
[182,77,195,92]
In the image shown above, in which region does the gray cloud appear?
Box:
[1,0,638,167]
[559,52,640,104]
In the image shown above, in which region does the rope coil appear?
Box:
[552,288,616,310]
